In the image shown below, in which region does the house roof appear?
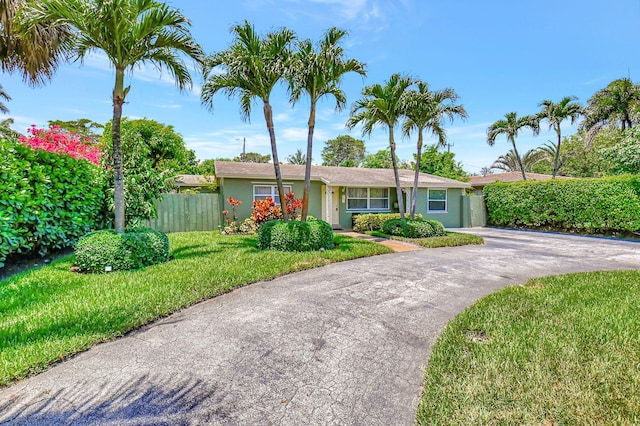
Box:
[214,161,470,188]
[176,174,208,186]
[469,172,570,187]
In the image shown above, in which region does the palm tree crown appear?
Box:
[201,21,294,219]
[1,0,72,86]
[347,73,413,218]
[22,0,203,232]
[487,112,540,181]
[537,96,582,178]
[401,81,467,218]
[288,27,365,220]
[582,78,640,137]
[491,148,542,173]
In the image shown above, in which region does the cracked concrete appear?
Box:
[1,228,640,425]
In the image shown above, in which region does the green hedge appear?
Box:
[0,138,105,267]
[382,218,446,238]
[353,213,423,232]
[74,227,169,273]
[484,176,640,233]
[257,220,334,252]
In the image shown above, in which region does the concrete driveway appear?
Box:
[2,228,639,425]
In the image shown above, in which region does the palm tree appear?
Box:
[347,73,413,218]
[202,21,294,220]
[491,148,542,173]
[23,0,203,233]
[487,112,540,181]
[401,81,467,218]
[0,117,21,139]
[535,141,565,173]
[537,97,582,178]
[582,78,640,139]
[286,149,307,165]
[1,0,71,86]
[0,83,10,113]
[289,27,366,221]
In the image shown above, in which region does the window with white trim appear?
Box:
[427,189,447,212]
[253,184,292,205]
[346,187,389,211]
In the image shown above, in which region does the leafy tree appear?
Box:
[1,0,71,85]
[202,21,294,220]
[235,152,271,163]
[289,27,366,220]
[537,96,583,178]
[286,149,307,165]
[582,78,640,138]
[0,117,21,139]
[487,112,540,181]
[23,0,204,233]
[101,118,197,174]
[416,145,467,181]
[348,73,413,218]
[478,166,494,176]
[491,148,542,173]
[361,148,409,169]
[196,159,217,175]
[401,81,467,217]
[321,135,366,166]
[599,127,640,175]
[47,118,103,142]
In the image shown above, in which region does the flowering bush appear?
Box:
[19,125,101,165]
[227,197,242,221]
[252,197,282,226]
[284,192,303,219]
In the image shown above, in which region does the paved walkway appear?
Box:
[336,231,423,252]
[2,228,640,425]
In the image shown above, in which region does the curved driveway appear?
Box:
[2,228,640,425]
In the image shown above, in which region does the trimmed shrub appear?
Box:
[0,138,105,268]
[257,220,334,252]
[382,218,446,238]
[353,213,423,232]
[484,176,640,233]
[74,227,169,273]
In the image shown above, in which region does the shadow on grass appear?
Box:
[0,373,230,424]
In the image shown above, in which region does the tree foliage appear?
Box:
[537,96,583,178]
[417,145,468,181]
[487,112,540,181]
[47,118,104,143]
[321,135,366,166]
[582,78,640,136]
[491,148,542,173]
[286,149,307,165]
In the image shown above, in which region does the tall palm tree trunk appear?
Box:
[410,132,423,219]
[112,68,126,233]
[389,127,405,219]
[301,101,315,221]
[511,138,527,181]
[263,100,289,220]
[552,129,562,178]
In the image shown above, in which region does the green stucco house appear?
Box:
[215,161,471,229]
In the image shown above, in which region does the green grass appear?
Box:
[417,270,640,425]
[0,232,391,387]
[368,231,484,248]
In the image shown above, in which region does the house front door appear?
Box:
[331,188,340,227]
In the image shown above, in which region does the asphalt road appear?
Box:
[2,228,639,425]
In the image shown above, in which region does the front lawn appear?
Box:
[0,232,391,387]
[368,231,484,248]
[417,270,640,425]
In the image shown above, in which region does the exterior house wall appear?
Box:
[219,178,323,220]
[219,177,465,228]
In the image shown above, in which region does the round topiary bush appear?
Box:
[257,219,334,252]
[382,218,446,238]
[74,227,169,273]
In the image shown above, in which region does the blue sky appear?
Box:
[3,0,640,173]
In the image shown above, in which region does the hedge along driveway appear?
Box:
[2,228,640,425]
[484,175,640,233]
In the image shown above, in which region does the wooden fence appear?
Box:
[144,193,221,233]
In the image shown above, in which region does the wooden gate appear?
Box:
[144,193,221,233]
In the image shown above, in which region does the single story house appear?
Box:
[174,174,218,193]
[215,161,470,229]
[469,172,569,196]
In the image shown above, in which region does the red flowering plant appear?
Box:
[252,197,282,226]
[284,192,303,220]
[19,125,101,166]
[226,197,242,221]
